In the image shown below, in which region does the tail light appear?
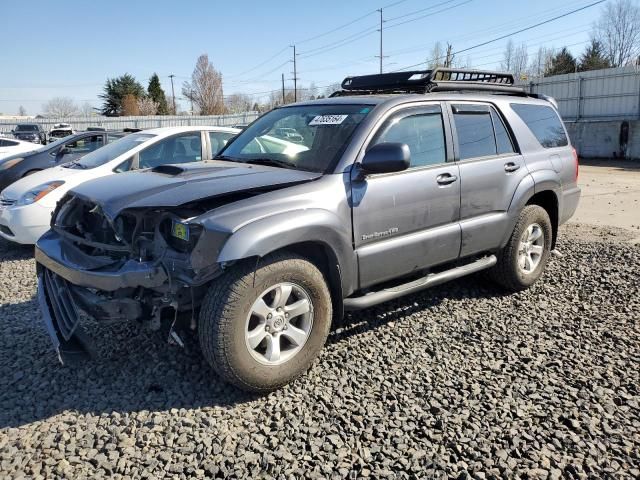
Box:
[572,147,579,181]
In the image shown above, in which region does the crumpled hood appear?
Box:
[69,161,321,219]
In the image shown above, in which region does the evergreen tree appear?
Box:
[147,73,169,115]
[99,74,145,116]
[545,48,577,76]
[578,40,612,72]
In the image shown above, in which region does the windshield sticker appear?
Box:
[309,114,348,126]
[360,107,371,114]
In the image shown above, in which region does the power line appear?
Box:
[393,0,606,71]
[385,0,474,29]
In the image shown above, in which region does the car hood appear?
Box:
[69,161,322,220]
[1,165,85,199]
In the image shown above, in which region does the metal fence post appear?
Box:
[576,75,583,121]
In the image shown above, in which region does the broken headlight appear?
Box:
[162,219,203,253]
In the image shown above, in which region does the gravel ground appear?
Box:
[0,224,638,479]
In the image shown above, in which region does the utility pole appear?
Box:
[168,74,176,115]
[291,45,298,102]
[378,8,383,73]
[281,73,286,105]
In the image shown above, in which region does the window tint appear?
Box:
[373,111,446,168]
[209,131,235,155]
[138,133,202,169]
[510,103,568,148]
[453,107,496,160]
[491,109,515,154]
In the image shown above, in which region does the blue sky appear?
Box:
[0,0,605,115]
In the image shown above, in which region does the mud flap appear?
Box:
[37,275,92,365]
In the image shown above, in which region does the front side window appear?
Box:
[138,133,202,169]
[510,103,568,148]
[219,104,372,173]
[371,107,446,168]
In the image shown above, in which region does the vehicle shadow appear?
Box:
[0,273,510,429]
[328,272,511,346]
[0,237,34,261]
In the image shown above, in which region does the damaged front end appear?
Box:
[35,194,229,363]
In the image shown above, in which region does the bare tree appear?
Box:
[80,102,96,116]
[512,43,530,79]
[594,0,640,67]
[17,105,26,116]
[137,97,158,115]
[500,40,516,72]
[428,42,446,68]
[529,46,554,78]
[182,54,225,115]
[225,93,253,114]
[42,97,79,117]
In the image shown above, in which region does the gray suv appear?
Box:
[34,69,580,391]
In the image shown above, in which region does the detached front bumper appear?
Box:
[35,229,169,363]
[35,230,168,291]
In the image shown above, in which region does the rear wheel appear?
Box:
[198,252,332,392]
[489,205,552,291]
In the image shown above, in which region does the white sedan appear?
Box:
[0,138,38,161]
[0,126,239,244]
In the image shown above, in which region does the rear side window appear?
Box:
[510,103,568,148]
[452,105,496,160]
[491,109,515,155]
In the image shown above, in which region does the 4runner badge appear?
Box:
[362,227,399,241]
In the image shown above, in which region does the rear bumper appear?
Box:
[559,186,581,225]
[35,230,168,292]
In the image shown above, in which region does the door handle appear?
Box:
[504,162,520,173]
[436,173,458,185]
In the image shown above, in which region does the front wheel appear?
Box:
[489,205,552,292]
[198,252,332,392]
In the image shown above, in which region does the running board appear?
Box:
[343,255,497,311]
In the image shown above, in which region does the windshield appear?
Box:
[219,104,372,173]
[75,133,155,169]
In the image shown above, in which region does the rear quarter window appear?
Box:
[510,103,568,148]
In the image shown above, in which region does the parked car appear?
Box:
[13,124,46,144]
[0,130,126,192]
[48,123,74,143]
[0,126,239,244]
[0,138,39,160]
[32,69,580,392]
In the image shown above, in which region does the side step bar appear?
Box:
[343,255,497,311]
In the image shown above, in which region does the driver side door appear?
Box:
[352,103,461,289]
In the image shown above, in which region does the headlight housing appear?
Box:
[162,218,203,253]
[0,157,24,171]
[17,181,65,206]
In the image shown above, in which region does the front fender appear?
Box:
[217,209,356,296]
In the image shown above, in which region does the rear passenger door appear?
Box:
[449,102,528,257]
[352,103,461,289]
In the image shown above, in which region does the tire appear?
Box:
[198,252,332,392]
[489,205,552,292]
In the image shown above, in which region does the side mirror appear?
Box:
[360,142,410,174]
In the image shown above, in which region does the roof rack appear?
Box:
[332,68,526,97]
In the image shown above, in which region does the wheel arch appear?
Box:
[525,190,559,250]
